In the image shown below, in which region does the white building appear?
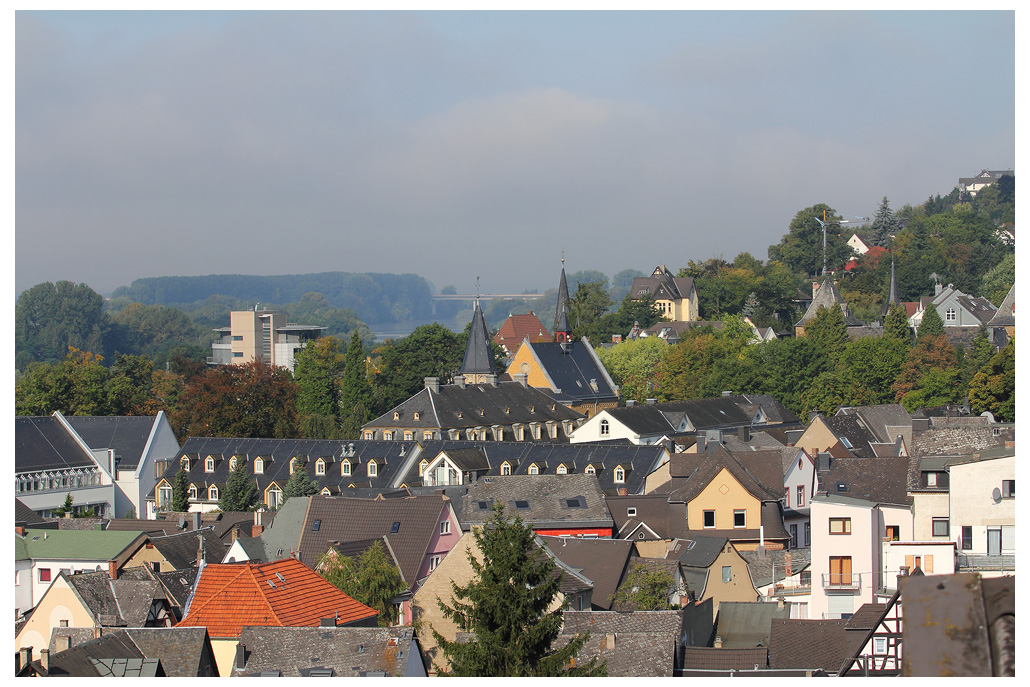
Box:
[948,448,1016,577]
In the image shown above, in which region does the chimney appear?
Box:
[485,374,498,387]
[57,635,72,653]
[40,649,49,673]
[18,647,31,672]
[197,533,205,566]
[817,452,831,472]
[192,512,201,531]
[912,418,930,432]
[696,435,706,453]
[713,635,723,649]
[626,399,636,407]
[424,377,440,393]
[738,426,750,442]
[15,526,24,536]
[808,410,822,423]
[235,643,246,670]
[108,560,118,580]
[606,633,617,652]
[513,373,528,388]
[777,596,785,609]
[612,334,622,344]
[646,398,657,405]
[231,526,240,543]
[454,375,465,389]
[935,282,943,296]
[252,511,264,537]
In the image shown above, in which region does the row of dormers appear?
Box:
[178,454,385,477]
[417,452,629,486]
[363,420,579,443]
[159,479,370,511]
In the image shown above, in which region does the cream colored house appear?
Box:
[208,308,325,372]
[948,449,1015,577]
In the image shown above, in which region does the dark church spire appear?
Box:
[460,281,497,381]
[881,249,900,319]
[554,253,571,341]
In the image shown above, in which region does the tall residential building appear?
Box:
[208,307,325,372]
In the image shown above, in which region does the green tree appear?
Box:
[608,561,675,611]
[317,541,407,626]
[341,330,374,413]
[567,281,614,338]
[870,196,900,248]
[799,370,861,418]
[839,337,910,405]
[803,306,849,359]
[768,204,854,276]
[899,368,963,412]
[15,347,113,416]
[15,281,112,369]
[968,339,1015,422]
[282,459,319,503]
[892,334,957,402]
[917,304,944,339]
[171,468,191,512]
[883,303,912,342]
[595,336,665,402]
[372,324,465,412]
[433,506,605,676]
[219,458,259,512]
[980,253,1015,307]
[52,493,74,518]
[293,336,345,419]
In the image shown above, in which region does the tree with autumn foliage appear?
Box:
[892,333,961,410]
[968,339,1015,422]
[171,360,299,440]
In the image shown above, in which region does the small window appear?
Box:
[423,431,434,440]
[946,307,957,322]
[627,507,637,517]
[584,464,595,475]
[229,457,238,471]
[232,352,244,358]
[312,519,321,532]
[390,521,401,533]
[722,566,732,583]
[419,460,428,476]
[414,412,420,421]
[733,510,746,528]
[789,524,798,548]
[796,485,805,508]
[188,485,198,500]
[600,419,610,436]
[556,464,568,475]
[383,431,393,441]
[205,457,215,472]
[565,498,582,509]
[364,431,374,440]
[926,472,938,487]
[341,460,351,476]
[404,431,413,441]
[614,466,625,484]
[59,619,69,627]
[430,555,441,571]
[703,510,716,528]
[874,637,887,655]
[315,460,326,476]
[477,501,490,510]
[367,461,378,477]
[232,335,243,341]
[528,464,539,475]
[840,436,853,449]
[440,520,450,535]
[932,518,949,537]
[1002,480,1015,498]
[514,500,530,510]
[39,568,51,582]
[393,412,400,420]
[501,463,512,476]
[961,526,973,550]
[209,485,219,500]
[254,458,264,474]
[885,525,899,542]
[829,517,851,535]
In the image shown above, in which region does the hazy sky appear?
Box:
[15,10,1016,297]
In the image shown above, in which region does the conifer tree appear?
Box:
[219,458,258,512]
[883,303,911,342]
[317,541,406,626]
[282,459,319,503]
[804,305,848,359]
[433,505,605,677]
[171,468,191,512]
[871,196,900,247]
[340,331,373,424]
[917,304,944,339]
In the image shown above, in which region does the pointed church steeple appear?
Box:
[554,254,572,343]
[882,252,899,319]
[460,284,497,383]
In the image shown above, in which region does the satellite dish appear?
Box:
[992,487,1002,503]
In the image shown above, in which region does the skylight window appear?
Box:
[391,521,401,533]
[515,500,530,510]
[312,519,321,531]
[477,501,490,510]
[565,498,582,509]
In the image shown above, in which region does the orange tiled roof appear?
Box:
[494,313,551,351]
[177,558,377,637]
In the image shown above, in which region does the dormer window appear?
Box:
[252,457,263,474]
[364,431,374,440]
[614,466,625,484]
[556,464,568,475]
[384,431,393,441]
[414,412,420,421]
[419,460,429,476]
[394,412,400,420]
[341,460,351,476]
[188,484,198,500]
[205,456,215,472]
[180,456,190,471]
[229,457,238,471]
[289,458,301,475]
[528,464,539,475]
[368,460,378,478]
[585,464,596,475]
[501,462,512,476]
[315,459,326,476]
[208,485,219,500]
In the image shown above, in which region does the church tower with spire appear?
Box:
[554,255,572,343]
[881,252,900,320]
[458,281,498,385]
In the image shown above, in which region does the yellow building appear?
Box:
[208,307,325,372]
[629,265,699,322]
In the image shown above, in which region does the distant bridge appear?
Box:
[430,293,545,315]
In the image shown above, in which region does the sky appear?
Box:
[14,9,1017,297]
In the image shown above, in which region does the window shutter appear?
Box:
[905,555,914,571]
[925,555,933,574]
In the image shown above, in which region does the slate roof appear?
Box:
[908,424,1014,459]
[19,528,145,562]
[715,601,793,648]
[493,312,551,354]
[607,494,689,541]
[39,627,213,677]
[609,556,683,611]
[835,404,912,444]
[292,494,450,585]
[768,618,850,672]
[558,610,684,676]
[816,456,911,505]
[599,395,799,439]
[987,285,1015,327]
[118,565,198,613]
[400,440,668,496]
[820,414,882,457]
[63,415,165,470]
[630,267,695,303]
[63,571,166,627]
[664,446,784,505]
[459,298,498,377]
[668,535,728,569]
[459,474,613,531]
[796,275,864,327]
[234,626,423,677]
[148,527,227,569]
[514,339,620,403]
[177,558,378,638]
[157,438,418,502]
[15,498,49,527]
[681,646,769,671]
[538,535,635,610]
[15,416,97,473]
[740,548,811,588]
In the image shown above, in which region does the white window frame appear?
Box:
[364,431,374,440]
[733,509,746,529]
[873,637,887,655]
[315,459,326,476]
[384,431,393,441]
[205,457,215,472]
[341,460,351,476]
[528,464,539,475]
[614,466,625,484]
[229,457,238,471]
[946,307,957,322]
[703,510,716,529]
[254,457,264,474]
[188,485,198,500]
[208,485,219,500]
[429,555,442,571]
[627,507,637,517]
[419,460,428,476]
[440,520,450,535]
[501,463,512,476]
[367,461,378,478]
[556,464,568,475]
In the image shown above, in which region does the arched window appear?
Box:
[614,466,625,484]
[556,464,568,475]
[600,419,610,436]
[419,460,429,476]
[180,456,190,471]
[208,485,219,500]
[585,464,596,475]
[315,459,326,476]
[341,460,351,476]
[528,464,539,475]
[229,457,238,472]
[254,457,264,474]
[501,463,512,476]
[205,456,215,472]
[188,485,198,500]
[267,486,282,509]
[368,461,378,478]
[290,458,301,475]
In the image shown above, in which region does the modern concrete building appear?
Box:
[208,307,325,372]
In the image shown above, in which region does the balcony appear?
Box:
[821,572,863,590]
[766,581,812,597]
[957,553,1015,573]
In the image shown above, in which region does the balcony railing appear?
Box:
[957,553,1015,572]
[766,582,812,597]
[821,573,863,590]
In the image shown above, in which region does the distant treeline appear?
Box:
[111,272,434,324]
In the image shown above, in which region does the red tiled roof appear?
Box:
[177,558,377,637]
[493,313,551,351]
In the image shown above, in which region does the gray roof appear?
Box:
[836,404,912,444]
[459,299,498,377]
[716,601,793,648]
[681,646,769,671]
[40,627,213,677]
[234,626,425,677]
[15,498,50,527]
[607,494,689,541]
[63,415,166,470]
[768,619,850,672]
[558,610,684,676]
[796,275,863,327]
[987,285,1015,327]
[148,527,226,569]
[63,571,168,627]
[740,548,811,588]
[518,339,619,403]
[667,535,728,569]
[15,416,97,473]
[816,456,911,505]
[459,474,613,530]
[539,536,635,610]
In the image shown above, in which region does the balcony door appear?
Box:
[830,556,853,586]
[988,528,1002,556]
